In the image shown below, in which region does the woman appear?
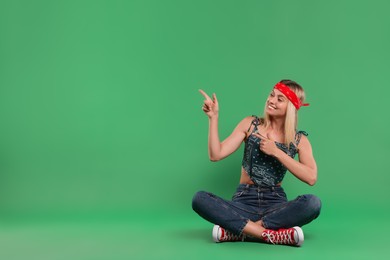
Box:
[192,79,321,246]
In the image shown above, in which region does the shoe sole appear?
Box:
[293,226,304,246]
[212,225,221,242]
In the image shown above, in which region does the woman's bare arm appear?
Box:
[208,116,252,161]
[199,89,251,161]
[253,133,318,185]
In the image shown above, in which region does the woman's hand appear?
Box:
[199,89,219,118]
[255,132,318,186]
[253,133,279,157]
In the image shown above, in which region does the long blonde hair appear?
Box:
[262,79,306,148]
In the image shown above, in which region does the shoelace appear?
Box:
[262,229,294,245]
[221,229,244,241]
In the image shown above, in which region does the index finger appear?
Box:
[253,132,269,140]
[199,89,212,100]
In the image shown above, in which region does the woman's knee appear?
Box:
[192,191,210,212]
[302,194,322,217]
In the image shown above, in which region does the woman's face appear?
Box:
[265,88,289,117]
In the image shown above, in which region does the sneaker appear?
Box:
[261,226,304,246]
[212,225,245,242]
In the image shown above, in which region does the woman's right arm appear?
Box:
[199,89,252,161]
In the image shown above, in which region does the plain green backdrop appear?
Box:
[0,0,389,259]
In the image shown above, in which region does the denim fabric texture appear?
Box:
[192,184,321,235]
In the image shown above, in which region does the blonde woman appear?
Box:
[192,80,321,246]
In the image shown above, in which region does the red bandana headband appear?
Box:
[274,82,309,110]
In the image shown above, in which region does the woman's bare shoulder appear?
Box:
[237,116,257,129]
[235,116,260,139]
[297,134,313,152]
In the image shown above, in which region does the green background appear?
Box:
[1,0,389,259]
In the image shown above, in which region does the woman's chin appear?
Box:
[266,111,285,118]
[266,108,277,115]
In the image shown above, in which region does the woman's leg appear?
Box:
[240,191,320,246]
[242,220,265,234]
[193,192,310,246]
[192,188,313,246]
[192,190,259,236]
[261,194,322,230]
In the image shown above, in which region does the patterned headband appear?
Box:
[274,82,309,110]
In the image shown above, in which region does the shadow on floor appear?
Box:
[170,228,214,243]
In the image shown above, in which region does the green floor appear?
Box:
[1,1,390,259]
[0,208,388,260]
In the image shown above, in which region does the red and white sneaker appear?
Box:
[212,225,245,242]
[261,226,304,246]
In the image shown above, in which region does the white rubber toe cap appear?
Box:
[212,225,221,242]
[293,226,304,246]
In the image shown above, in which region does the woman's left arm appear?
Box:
[255,133,318,186]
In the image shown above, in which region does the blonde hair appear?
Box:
[261,80,306,148]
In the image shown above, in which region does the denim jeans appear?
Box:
[192,184,321,236]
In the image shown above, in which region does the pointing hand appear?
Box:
[252,132,279,157]
[199,89,219,118]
